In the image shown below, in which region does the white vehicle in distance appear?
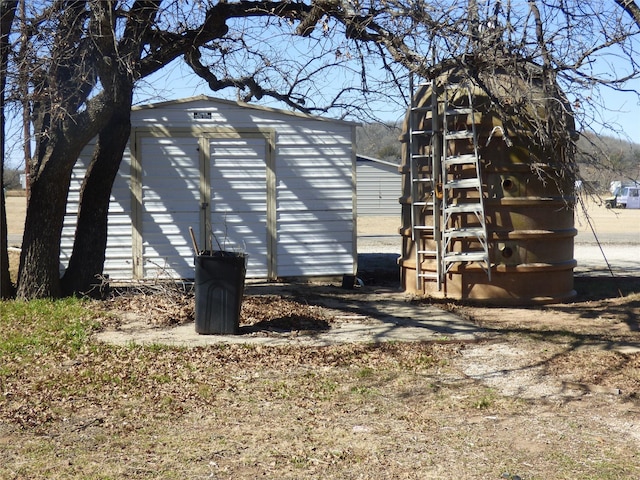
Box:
[606,181,640,209]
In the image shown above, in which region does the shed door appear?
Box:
[140,136,201,279]
[208,137,269,277]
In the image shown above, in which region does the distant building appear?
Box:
[355,155,400,216]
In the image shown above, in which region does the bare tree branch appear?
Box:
[616,0,640,28]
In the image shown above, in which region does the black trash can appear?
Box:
[194,251,247,334]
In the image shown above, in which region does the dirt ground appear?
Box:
[3,192,640,478]
[5,191,26,238]
[90,197,639,478]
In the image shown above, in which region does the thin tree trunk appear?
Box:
[0,171,13,299]
[0,1,17,299]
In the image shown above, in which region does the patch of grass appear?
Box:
[413,352,449,369]
[0,298,99,357]
[543,444,640,480]
[471,388,497,409]
[350,385,376,395]
[355,366,374,378]
[290,455,310,468]
[318,378,339,399]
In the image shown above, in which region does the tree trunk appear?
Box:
[0,0,17,299]
[61,107,131,297]
[0,183,13,299]
[16,147,79,298]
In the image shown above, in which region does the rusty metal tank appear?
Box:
[399,66,577,303]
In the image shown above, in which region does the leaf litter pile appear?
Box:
[99,285,336,334]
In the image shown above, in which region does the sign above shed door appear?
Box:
[207,137,270,278]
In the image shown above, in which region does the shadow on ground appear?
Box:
[356,253,400,287]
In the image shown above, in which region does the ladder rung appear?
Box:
[411,154,432,160]
[443,252,488,263]
[445,130,474,140]
[418,249,437,256]
[413,201,434,207]
[412,105,434,113]
[413,177,434,183]
[418,272,439,279]
[443,228,486,239]
[414,225,435,231]
[444,203,483,214]
[446,107,473,115]
[445,178,480,189]
[444,154,478,166]
[412,130,434,136]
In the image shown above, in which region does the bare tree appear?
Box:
[5,0,640,298]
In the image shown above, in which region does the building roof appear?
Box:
[132,95,360,127]
[356,154,400,169]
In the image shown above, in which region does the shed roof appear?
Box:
[132,95,360,127]
[356,154,400,169]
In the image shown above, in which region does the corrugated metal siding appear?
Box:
[61,142,134,280]
[356,159,401,216]
[209,137,268,277]
[140,136,200,279]
[275,127,355,277]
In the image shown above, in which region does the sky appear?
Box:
[136,57,640,141]
[588,81,640,141]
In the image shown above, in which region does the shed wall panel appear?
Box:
[61,142,134,280]
[209,137,269,278]
[140,136,200,279]
[274,125,355,277]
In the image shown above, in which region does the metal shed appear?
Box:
[62,96,358,282]
[355,155,401,216]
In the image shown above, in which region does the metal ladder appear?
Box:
[440,82,491,282]
[408,74,442,291]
